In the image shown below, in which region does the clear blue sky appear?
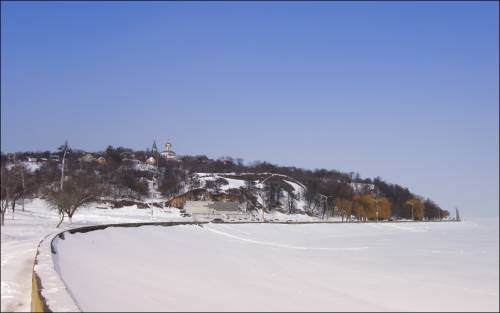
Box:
[1,1,498,216]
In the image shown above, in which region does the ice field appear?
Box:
[54,220,499,311]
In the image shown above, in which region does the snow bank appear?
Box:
[34,232,80,312]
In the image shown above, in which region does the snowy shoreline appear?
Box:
[1,199,497,312]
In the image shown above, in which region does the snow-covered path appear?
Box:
[1,202,59,312]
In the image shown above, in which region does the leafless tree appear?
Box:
[0,164,32,225]
[46,171,108,227]
[287,191,297,214]
[1,165,10,226]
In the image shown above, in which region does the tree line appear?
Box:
[1,143,450,226]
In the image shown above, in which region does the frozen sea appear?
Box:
[54,219,499,312]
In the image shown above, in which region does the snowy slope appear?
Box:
[53,220,499,312]
[189,173,310,212]
[196,173,247,191]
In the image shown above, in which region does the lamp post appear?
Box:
[410,199,414,221]
[21,165,25,212]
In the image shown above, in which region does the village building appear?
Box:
[184,201,248,220]
[160,142,177,160]
[80,153,96,163]
[97,156,107,165]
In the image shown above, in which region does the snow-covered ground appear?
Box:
[1,198,498,312]
[196,173,248,191]
[0,197,326,312]
[0,198,184,312]
[5,161,42,172]
[54,219,499,311]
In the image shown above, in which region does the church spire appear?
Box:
[152,140,158,156]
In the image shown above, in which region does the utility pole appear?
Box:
[411,200,414,221]
[375,198,379,222]
[21,166,25,212]
[152,153,159,219]
[322,196,327,220]
[60,141,68,192]
[150,140,159,219]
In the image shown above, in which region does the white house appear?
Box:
[160,142,177,160]
[184,201,246,218]
[80,153,95,163]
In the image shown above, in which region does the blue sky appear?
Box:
[1,1,498,216]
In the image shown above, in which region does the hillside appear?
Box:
[1,147,451,223]
[170,172,310,214]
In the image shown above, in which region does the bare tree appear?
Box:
[287,191,297,214]
[0,164,31,224]
[320,196,335,220]
[213,178,228,195]
[1,165,10,226]
[46,171,107,227]
[188,174,201,189]
[8,166,25,220]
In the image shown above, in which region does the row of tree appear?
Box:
[1,144,150,226]
[1,143,450,226]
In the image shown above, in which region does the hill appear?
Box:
[1,147,450,224]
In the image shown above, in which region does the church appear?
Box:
[160,142,177,160]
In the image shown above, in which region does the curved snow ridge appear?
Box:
[34,222,206,312]
[33,231,81,312]
[203,225,369,251]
